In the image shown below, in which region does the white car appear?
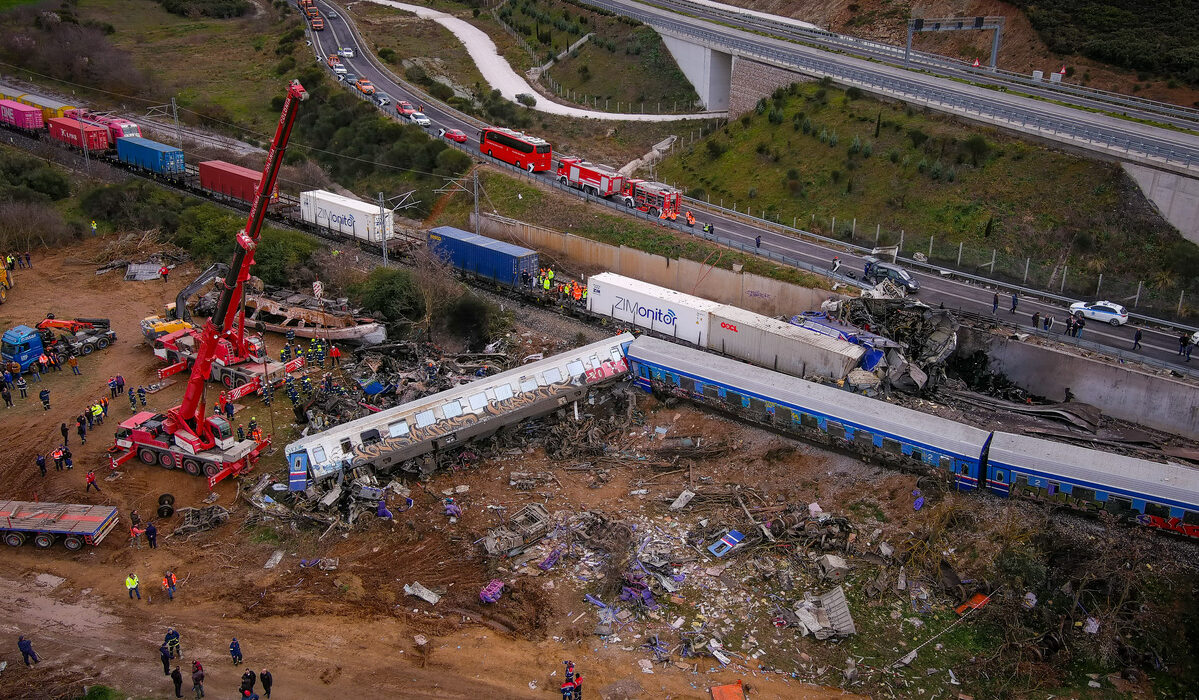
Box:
[408,112,431,127]
[337,47,355,58]
[1069,300,1129,326]
[332,63,347,75]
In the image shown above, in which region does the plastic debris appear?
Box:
[479,579,505,604]
[404,581,441,605]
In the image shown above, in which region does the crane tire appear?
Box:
[158,493,175,506]
[158,504,175,519]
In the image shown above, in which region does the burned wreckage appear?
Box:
[282,334,636,508]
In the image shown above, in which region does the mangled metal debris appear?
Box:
[794,585,856,639]
[404,581,441,605]
[172,505,229,536]
[481,504,551,556]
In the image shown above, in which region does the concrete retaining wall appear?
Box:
[473,214,836,317]
[728,56,811,117]
[1123,163,1199,244]
[958,327,1198,438]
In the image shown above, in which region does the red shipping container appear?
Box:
[0,99,44,130]
[198,160,277,204]
[47,117,109,151]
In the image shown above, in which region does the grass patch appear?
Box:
[349,2,487,97]
[547,26,699,113]
[434,168,828,290]
[249,524,282,544]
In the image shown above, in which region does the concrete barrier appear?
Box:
[958,327,1198,438]
[473,213,839,317]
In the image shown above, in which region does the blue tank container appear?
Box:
[426,226,539,288]
[115,136,185,175]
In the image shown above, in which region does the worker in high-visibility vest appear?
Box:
[685,211,695,227]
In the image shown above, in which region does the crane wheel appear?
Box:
[81,344,94,355]
[97,337,110,349]
[138,448,157,465]
[158,493,176,506]
[158,504,175,519]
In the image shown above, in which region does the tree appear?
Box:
[408,246,464,342]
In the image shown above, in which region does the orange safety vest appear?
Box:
[163,573,177,588]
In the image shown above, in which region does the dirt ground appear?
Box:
[0,241,870,699]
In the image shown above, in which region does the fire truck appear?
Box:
[621,179,681,219]
[110,79,309,488]
[555,156,625,197]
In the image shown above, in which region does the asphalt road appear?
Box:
[309,1,1197,375]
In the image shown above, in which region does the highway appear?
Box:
[310,0,1198,377]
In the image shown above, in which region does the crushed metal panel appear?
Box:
[814,585,856,636]
[125,263,164,281]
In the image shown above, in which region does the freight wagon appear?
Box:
[586,272,721,347]
[299,190,394,243]
[116,136,184,175]
[16,92,76,120]
[427,226,538,288]
[707,304,864,380]
[199,160,276,204]
[47,117,109,151]
[0,99,44,131]
[0,500,120,550]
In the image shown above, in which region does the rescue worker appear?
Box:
[35,453,46,477]
[159,264,170,282]
[128,387,137,410]
[163,570,177,601]
[166,628,182,658]
[191,662,205,698]
[329,344,341,367]
[86,469,100,493]
[161,642,172,675]
[260,669,273,698]
[52,446,64,471]
[685,211,695,227]
[145,521,158,548]
[18,635,39,667]
[15,374,27,398]
[91,402,103,425]
[237,425,246,441]
[138,385,147,406]
[126,572,141,600]
[250,425,262,442]
[39,387,50,410]
[229,637,243,665]
[225,399,235,421]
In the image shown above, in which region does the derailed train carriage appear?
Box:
[285,333,635,490]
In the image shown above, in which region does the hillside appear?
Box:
[656,81,1199,318]
[719,0,1199,108]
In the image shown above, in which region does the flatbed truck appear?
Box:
[1,500,120,550]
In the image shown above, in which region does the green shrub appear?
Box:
[351,267,424,322]
[908,128,929,149]
[378,47,396,63]
[155,0,248,18]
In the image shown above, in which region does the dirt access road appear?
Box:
[0,242,862,699]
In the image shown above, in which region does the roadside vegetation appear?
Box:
[657,81,1199,315]
[154,0,247,18]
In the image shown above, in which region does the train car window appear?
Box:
[1072,486,1096,502]
[910,448,923,462]
[776,407,793,424]
[1046,480,1060,495]
[610,349,623,363]
[442,401,464,418]
[520,377,539,393]
[494,384,514,402]
[387,420,409,438]
[468,393,488,411]
[725,391,742,406]
[310,446,327,463]
[801,413,818,428]
[704,384,720,399]
[544,368,563,384]
[1105,496,1134,515]
[340,439,353,454]
[854,430,873,447]
[939,456,953,470]
[1184,510,1199,526]
[1144,501,1169,518]
[882,437,902,454]
[749,397,766,414]
[638,365,650,379]
[993,470,1005,483]
[415,410,436,428]
[680,376,695,393]
[360,429,381,446]
[590,355,602,370]
[567,360,585,377]
[827,421,845,440]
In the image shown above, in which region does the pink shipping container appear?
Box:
[0,99,44,130]
[198,160,277,204]
[47,117,109,151]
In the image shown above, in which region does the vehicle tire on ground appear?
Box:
[558,176,568,186]
[5,532,25,547]
[1109,318,1120,326]
[81,344,94,355]
[648,208,660,218]
[515,160,522,170]
[158,452,175,468]
[234,377,248,387]
[96,337,110,349]
[182,460,201,477]
[33,533,54,548]
[157,504,175,519]
[63,536,83,551]
[138,448,158,465]
[203,463,221,478]
[158,493,175,506]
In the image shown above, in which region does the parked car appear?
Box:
[862,256,920,294]
[339,73,357,84]
[408,112,431,127]
[355,78,376,95]
[374,92,392,107]
[395,100,415,116]
[332,63,347,75]
[439,128,468,143]
[337,47,355,58]
[1069,300,1129,326]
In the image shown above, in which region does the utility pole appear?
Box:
[473,170,480,235]
[75,111,90,173]
[377,192,389,267]
[146,98,183,149]
[376,190,420,264]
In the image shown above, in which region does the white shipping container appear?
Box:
[708,305,864,380]
[299,190,395,243]
[586,273,720,347]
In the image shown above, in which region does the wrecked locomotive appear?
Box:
[285,333,635,490]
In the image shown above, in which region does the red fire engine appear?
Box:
[621,179,680,219]
[110,80,309,488]
[555,156,625,197]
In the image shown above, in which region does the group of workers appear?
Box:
[5,251,32,270]
[279,337,339,368]
[521,268,588,305]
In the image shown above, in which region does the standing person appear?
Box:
[1075,316,1086,339]
[146,521,158,549]
[62,448,73,471]
[171,666,184,698]
[159,264,170,282]
[240,668,257,693]
[191,662,205,699]
[77,419,87,444]
[138,385,147,407]
[1010,291,1018,314]
[1187,337,1195,362]
[68,354,80,375]
[39,388,52,410]
[35,453,46,477]
[61,421,70,444]
[108,377,117,399]
[992,292,999,314]
[161,642,173,675]
[126,572,141,600]
[166,628,182,659]
[15,375,27,398]
[129,387,137,411]
[130,523,144,549]
[329,344,341,367]
[84,408,94,429]
[1132,328,1143,350]
[229,637,243,665]
[260,669,273,698]
[24,251,30,268]
[755,235,761,249]
[162,570,177,600]
[1,385,11,408]
[116,374,125,395]
[86,469,101,493]
[52,446,64,471]
[17,635,39,667]
[1031,312,1040,330]
[1181,332,1190,356]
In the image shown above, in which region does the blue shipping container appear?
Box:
[116,136,185,175]
[427,226,538,288]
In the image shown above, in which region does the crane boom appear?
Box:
[170,80,307,441]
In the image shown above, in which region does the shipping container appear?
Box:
[0,99,44,130]
[116,136,184,175]
[47,117,109,151]
[199,160,276,203]
[586,273,720,347]
[17,93,76,120]
[0,82,25,102]
[427,226,538,287]
[707,305,864,381]
[300,190,394,243]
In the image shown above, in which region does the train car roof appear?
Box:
[119,136,180,152]
[428,226,537,259]
[988,432,1199,509]
[627,335,990,456]
[589,273,724,312]
[19,93,75,110]
[711,305,865,360]
[286,332,634,455]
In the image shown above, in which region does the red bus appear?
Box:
[479,127,552,172]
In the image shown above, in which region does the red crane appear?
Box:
[111,80,308,487]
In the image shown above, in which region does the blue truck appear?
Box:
[427,226,538,288]
[115,136,185,175]
[1,317,116,372]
